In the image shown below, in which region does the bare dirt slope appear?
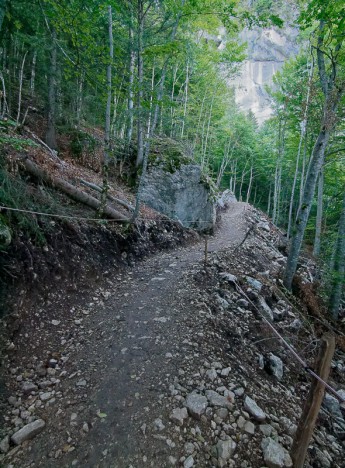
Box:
[1,202,344,468]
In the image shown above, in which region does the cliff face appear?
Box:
[228,25,299,124]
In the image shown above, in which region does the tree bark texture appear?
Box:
[329,190,345,319]
[45,29,58,150]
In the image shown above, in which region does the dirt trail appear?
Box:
[5,202,249,468]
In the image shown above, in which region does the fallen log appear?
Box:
[79,178,134,212]
[22,158,129,222]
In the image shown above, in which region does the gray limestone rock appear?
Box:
[170,407,188,426]
[22,381,38,394]
[219,272,237,284]
[185,393,208,420]
[267,354,284,381]
[217,190,237,208]
[257,296,274,321]
[244,421,255,435]
[244,396,266,422]
[215,438,236,461]
[205,390,232,409]
[246,277,262,291]
[184,455,194,468]
[261,438,292,468]
[141,164,216,231]
[11,419,46,445]
[0,435,10,453]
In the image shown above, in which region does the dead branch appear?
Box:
[21,158,129,222]
[79,178,134,212]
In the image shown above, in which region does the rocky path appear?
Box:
[2,203,249,467]
[3,201,344,468]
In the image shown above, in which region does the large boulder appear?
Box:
[141,164,216,231]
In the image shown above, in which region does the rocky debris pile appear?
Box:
[139,210,345,467]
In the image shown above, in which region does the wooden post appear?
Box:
[291,333,336,468]
[204,237,208,266]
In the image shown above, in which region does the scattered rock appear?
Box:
[22,381,38,394]
[244,396,266,422]
[246,277,262,291]
[267,354,284,381]
[170,407,188,426]
[153,418,165,431]
[261,438,292,468]
[205,390,232,409]
[11,419,46,445]
[0,435,10,454]
[183,455,194,468]
[185,393,208,420]
[215,438,236,462]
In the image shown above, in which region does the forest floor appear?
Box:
[1,201,345,468]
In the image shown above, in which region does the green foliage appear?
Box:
[148,137,192,173]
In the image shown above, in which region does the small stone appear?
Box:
[82,422,89,433]
[170,407,188,426]
[206,368,218,381]
[246,277,262,291]
[206,390,232,409]
[185,393,208,420]
[261,438,292,468]
[215,438,236,461]
[234,387,245,397]
[219,272,237,283]
[267,354,284,381]
[260,424,273,437]
[51,320,60,326]
[184,455,194,468]
[22,382,38,394]
[40,392,52,401]
[244,421,255,435]
[184,442,195,455]
[11,419,46,445]
[8,396,18,406]
[244,396,266,422]
[221,367,231,377]
[0,435,10,453]
[168,456,177,466]
[153,418,165,431]
[76,380,87,387]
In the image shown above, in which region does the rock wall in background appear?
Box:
[229,26,299,124]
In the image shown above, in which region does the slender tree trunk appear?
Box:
[46,30,57,150]
[329,190,345,320]
[126,15,135,150]
[30,51,37,96]
[180,62,189,139]
[246,165,253,203]
[313,166,324,257]
[267,185,272,216]
[284,128,330,289]
[100,5,113,215]
[76,70,84,127]
[135,0,144,168]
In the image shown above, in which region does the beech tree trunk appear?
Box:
[329,190,345,320]
[313,167,324,257]
[100,5,113,215]
[22,159,129,221]
[283,21,345,290]
[46,29,57,150]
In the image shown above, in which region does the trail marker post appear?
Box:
[291,333,336,468]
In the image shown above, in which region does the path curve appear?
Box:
[15,202,249,468]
